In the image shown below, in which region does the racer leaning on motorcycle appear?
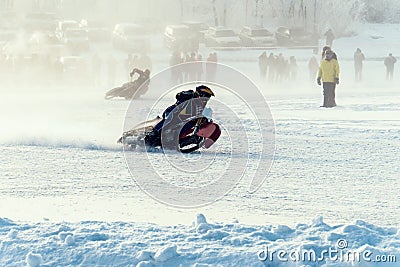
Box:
[144,85,215,147]
[130,68,150,84]
[129,68,150,94]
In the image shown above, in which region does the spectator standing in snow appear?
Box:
[324,29,335,48]
[107,55,117,88]
[205,53,213,81]
[276,53,286,82]
[187,52,197,80]
[267,53,275,82]
[196,54,204,80]
[321,46,339,102]
[384,53,397,81]
[182,53,191,82]
[258,51,268,82]
[91,53,102,88]
[354,48,365,82]
[206,52,217,82]
[289,56,298,81]
[317,50,340,108]
[308,56,319,81]
[169,51,183,84]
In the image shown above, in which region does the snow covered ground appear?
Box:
[1,214,399,266]
[0,23,399,266]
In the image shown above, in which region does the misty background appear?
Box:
[1,0,399,88]
[3,0,400,31]
[1,0,399,145]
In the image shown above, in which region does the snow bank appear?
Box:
[0,214,398,266]
[25,252,42,267]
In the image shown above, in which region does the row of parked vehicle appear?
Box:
[1,11,319,58]
[0,11,156,54]
[164,23,319,52]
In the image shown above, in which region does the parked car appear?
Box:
[28,31,63,56]
[204,27,241,48]
[79,19,111,42]
[112,23,150,53]
[59,56,85,73]
[28,31,65,51]
[239,26,276,47]
[164,24,199,52]
[181,21,209,43]
[275,26,318,48]
[30,31,61,45]
[24,13,58,32]
[56,20,80,40]
[61,28,90,52]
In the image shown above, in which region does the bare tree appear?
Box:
[211,0,219,26]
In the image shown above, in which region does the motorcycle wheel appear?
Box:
[179,135,202,153]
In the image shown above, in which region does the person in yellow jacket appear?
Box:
[317,49,340,108]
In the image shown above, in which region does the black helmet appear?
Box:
[322,46,331,52]
[195,85,215,98]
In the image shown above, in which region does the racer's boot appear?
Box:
[144,129,161,147]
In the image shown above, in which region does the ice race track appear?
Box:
[1,23,400,266]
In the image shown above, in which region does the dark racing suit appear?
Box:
[124,69,150,98]
[145,90,208,147]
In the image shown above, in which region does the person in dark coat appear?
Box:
[91,53,102,88]
[169,51,183,84]
[308,56,319,81]
[258,51,268,82]
[289,56,298,81]
[188,52,197,80]
[324,29,335,47]
[206,53,217,81]
[144,85,215,147]
[107,55,117,88]
[384,53,397,80]
[267,53,275,82]
[354,48,365,82]
[196,54,204,80]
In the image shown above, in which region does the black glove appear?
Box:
[317,77,321,86]
[334,78,339,85]
[176,90,195,101]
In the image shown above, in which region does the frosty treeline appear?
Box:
[3,0,400,35]
[181,0,400,35]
